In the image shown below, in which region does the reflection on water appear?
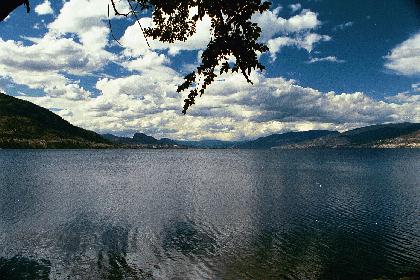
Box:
[0,149,419,279]
[0,256,51,280]
[162,219,217,257]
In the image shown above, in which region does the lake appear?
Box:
[0,149,419,279]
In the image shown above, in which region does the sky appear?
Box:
[0,0,419,140]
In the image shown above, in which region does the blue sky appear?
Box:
[265,0,419,97]
[0,0,419,140]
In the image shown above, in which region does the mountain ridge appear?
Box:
[0,93,110,148]
[102,133,181,148]
[274,123,420,149]
[235,130,339,149]
[1,93,418,149]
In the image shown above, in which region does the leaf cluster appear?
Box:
[114,0,271,113]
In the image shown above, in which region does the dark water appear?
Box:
[0,149,419,280]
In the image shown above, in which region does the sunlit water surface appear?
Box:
[0,149,419,279]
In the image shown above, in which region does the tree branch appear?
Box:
[0,0,31,22]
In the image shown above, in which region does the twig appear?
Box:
[110,0,130,16]
[109,0,150,48]
[108,4,123,46]
[126,0,151,48]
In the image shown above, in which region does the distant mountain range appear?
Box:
[274,123,420,149]
[235,130,339,149]
[104,124,419,149]
[175,140,240,149]
[0,93,418,149]
[102,133,180,148]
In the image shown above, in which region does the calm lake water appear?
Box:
[0,149,419,279]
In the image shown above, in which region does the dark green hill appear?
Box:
[276,123,420,149]
[341,123,420,145]
[236,130,339,149]
[0,93,110,148]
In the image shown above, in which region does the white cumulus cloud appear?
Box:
[252,8,329,60]
[385,32,420,75]
[35,0,54,15]
[289,3,302,13]
[267,33,331,60]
